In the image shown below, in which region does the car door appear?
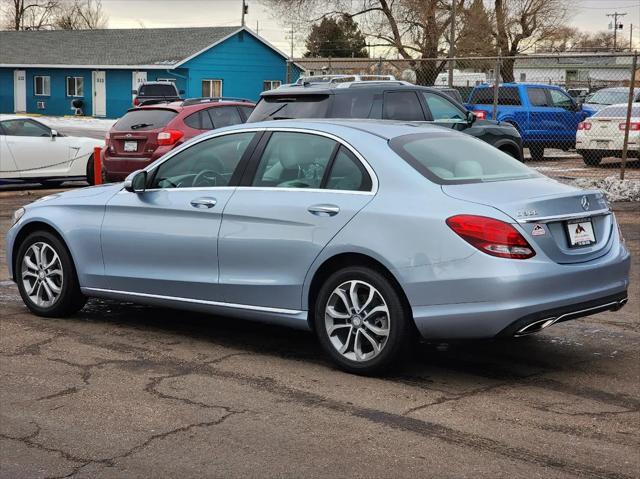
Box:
[100,131,259,301]
[218,130,375,310]
[547,88,584,144]
[0,121,21,179]
[1,118,71,178]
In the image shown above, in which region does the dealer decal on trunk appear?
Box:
[532,224,546,236]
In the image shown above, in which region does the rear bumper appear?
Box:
[103,146,173,181]
[406,241,631,340]
[577,148,639,158]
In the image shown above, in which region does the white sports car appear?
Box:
[576,103,640,166]
[0,115,102,186]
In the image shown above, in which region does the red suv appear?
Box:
[103,98,255,181]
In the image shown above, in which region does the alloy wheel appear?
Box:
[21,242,64,308]
[324,280,390,362]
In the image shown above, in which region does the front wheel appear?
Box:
[528,145,545,161]
[314,266,412,375]
[581,151,603,166]
[16,231,86,318]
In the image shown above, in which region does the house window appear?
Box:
[34,76,50,96]
[263,80,282,91]
[202,79,222,97]
[519,72,526,82]
[66,76,84,97]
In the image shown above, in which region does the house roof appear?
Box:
[0,26,289,69]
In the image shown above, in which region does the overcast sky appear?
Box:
[99,0,640,56]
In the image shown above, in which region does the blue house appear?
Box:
[0,26,297,118]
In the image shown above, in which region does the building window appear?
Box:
[519,72,526,82]
[66,76,84,97]
[263,80,282,91]
[202,79,222,98]
[34,76,50,96]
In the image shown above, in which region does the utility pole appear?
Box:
[287,26,294,58]
[607,12,627,52]
[448,0,456,87]
[631,24,634,51]
[241,0,247,27]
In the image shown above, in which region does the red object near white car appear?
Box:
[576,103,640,166]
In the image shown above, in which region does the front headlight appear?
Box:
[12,207,25,226]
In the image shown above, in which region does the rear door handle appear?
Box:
[190,197,217,209]
[308,204,340,216]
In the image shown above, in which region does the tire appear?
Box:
[581,151,602,166]
[499,147,522,161]
[86,154,95,185]
[314,266,412,375]
[529,145,545,161]
[15,231,86,318]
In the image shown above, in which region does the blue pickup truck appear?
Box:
[465,83,595,160]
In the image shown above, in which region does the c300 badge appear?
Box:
[517,209,538,218]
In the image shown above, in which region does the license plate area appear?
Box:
[124,141,138,152]
[594,140,609,148]
[566,218,596,248]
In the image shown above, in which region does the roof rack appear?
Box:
[294,74,398,86]
[180,97,254,106]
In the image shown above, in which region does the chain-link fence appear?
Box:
[290,53,639,179]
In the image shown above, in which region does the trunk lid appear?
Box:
[108,108,178,158]
[442,177,613,264]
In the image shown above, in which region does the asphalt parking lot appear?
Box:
[0,186,638,479]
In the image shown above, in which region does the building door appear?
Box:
[132,71,147,101]
[13,70,26,113]
[92,70,107,117]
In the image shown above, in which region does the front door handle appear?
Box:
[308,204,340,216]
[190,197,217,209]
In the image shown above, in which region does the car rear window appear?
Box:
[248,95,331,122]
[389,133,538,185]
[594,105,640,117]
[138,84,178,97]
[113,109,178,131]
[469,87,521,105]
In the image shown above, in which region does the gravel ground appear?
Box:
[0,187,638,479]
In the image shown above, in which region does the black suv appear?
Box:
[133,81,184,107]
[248,81,523,160]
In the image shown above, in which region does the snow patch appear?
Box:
[560,175,640,202]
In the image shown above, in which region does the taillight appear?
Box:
[157,129,184,146]
[446,215,535,259]
[133,97,140,106]
[619,122,640,131]
[577,122,591,130]
[473,110,487,120]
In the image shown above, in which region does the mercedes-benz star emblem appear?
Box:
[581,196,590,211]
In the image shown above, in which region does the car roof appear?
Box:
[262,83,458,97]
[474,82,563,89]
[592,87,637,92]
[211,118,458,141]
[134,98,255,113]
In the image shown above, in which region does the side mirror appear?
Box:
[179,89,185,95]
[50,129,58,139]
[131,89,138,94]
[124,170,147,193]
[466,110,476,124]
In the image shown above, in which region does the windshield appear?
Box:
[248,95,331,122]
[138,84,178,97]
[113,109,178,131]
[389,133,538,185]
[593,105,640,117]
[587,90,631,105]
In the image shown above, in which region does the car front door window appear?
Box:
[422,92,466,121]
[1,119,51,137]
[549,89,574,109]
[150,132,255,189]
[252,132,337,189]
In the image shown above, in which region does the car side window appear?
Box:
[1,119,51,137]
[325,146,372,192]
[209,106,242,128]
[252,132,337,189]
[383,91,425,121]
[527,87,549,107]
[549,89,574,109]
[183,112,200,129]
[422,92,465,120]
[150,132,255,189]
[331,91,376,118]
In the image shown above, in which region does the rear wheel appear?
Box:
[16,231,86,318]
[582,151,602,166]
[528,145,545,161]
[86,154,95,185]
[314,266,412,375]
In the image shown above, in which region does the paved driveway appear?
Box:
[1,188,638,479]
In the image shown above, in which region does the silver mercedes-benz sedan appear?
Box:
[6,120,630,374]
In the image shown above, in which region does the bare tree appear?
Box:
[493,0,568,81]
[55,0,107,29]
[1,0,60,30]
[267,0,469,85]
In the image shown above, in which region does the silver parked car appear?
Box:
[6,120,630,374]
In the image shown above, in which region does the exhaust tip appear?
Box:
[514,317,556,337]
